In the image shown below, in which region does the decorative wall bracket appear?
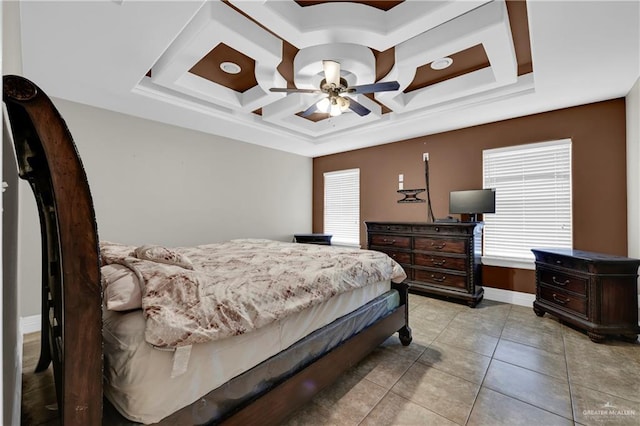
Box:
[397,188,426,203]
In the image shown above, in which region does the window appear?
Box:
[324,168,360,247]
[482,139,572,269]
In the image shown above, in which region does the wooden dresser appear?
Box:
[366,222,484,307]
[532,248,640,343]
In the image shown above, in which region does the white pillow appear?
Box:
[102,264,142,311]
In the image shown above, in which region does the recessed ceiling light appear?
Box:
[430,57,453,71]
[220,62,241,74]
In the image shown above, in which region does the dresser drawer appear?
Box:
[414,269,467,290]
[367,223,413,233]
[539,285,587,316]
[414,237,466,254]
[369,234,411,249]
[538,268,587,296]
[380,250,411,265]
[414,253,466,271]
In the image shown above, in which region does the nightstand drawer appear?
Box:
[534,252,588,272]
[414,269,467,290]
[539,285,587,316]
[414,237,466,254]
[538,268,587,295]
[369,234,411,249]
[414,253,466,271]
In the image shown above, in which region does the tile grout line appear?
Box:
[462,303,513,425]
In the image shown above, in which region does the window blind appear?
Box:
[324,168,360,246]
[483,139,572,264]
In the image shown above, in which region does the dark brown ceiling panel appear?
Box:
[372,47,395,82]
[404,44,490,93]
[189,43,258,93]
[278,41,299,89]
[295,1,404,12]
[297,111,330,122]
[506,0,533,75]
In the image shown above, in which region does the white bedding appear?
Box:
[103,280,391,424]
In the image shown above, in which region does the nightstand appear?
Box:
[532,248,640,343]
[294,233,332,245]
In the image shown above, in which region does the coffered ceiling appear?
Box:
[17,1,640,157]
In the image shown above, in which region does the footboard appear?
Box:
[3,75,102,425]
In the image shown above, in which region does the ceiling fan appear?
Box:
[269,60,400,117]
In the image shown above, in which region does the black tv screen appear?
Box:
[449,189,496,215]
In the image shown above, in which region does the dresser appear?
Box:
[366,222,483,307]
[532,248,640,343]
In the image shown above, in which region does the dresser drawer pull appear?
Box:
[431,242,447,250]
[552,276,569,286]
[382,239,396,245]
[431,259,446,266]
[555,260,563,265]
[430,274,446,282]
[552,293,569,305]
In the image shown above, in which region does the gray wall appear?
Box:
[18,98,313,317]
[2,1,23,424]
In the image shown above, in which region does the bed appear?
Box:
[3,75,412,425]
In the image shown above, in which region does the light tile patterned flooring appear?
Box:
[22,294,640,425]
[282,294,640,426]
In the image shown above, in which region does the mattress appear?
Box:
[103,279,392,424]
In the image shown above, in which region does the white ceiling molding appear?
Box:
[377,0,517,113]
[18,0,640,157]
[229,0,492,51]
[150,1,286,112]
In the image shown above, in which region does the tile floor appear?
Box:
[282,294,640,426]
[21,294,640,425]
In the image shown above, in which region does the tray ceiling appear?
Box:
[18,1,640,157]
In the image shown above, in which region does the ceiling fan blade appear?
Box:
[347,97,371,116]
[323,60,341,87]
[270,88,322,94]
[300,102,320,117]
[347,81,400,94]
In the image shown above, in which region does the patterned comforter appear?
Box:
[100,239,406,348]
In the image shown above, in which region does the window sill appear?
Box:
[481,256,535,270]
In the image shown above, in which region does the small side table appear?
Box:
[294,233,332,245]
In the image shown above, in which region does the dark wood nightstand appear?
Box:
[532,248,640,343]
[294,233,332,245]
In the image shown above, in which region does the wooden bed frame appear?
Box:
[4,75,412,425]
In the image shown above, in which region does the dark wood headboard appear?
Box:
[3,75,102,425]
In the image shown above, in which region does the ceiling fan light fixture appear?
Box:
[316,97,331,113]
[219,61,241,74]
[430,57,453,71]
[329,98,342,117]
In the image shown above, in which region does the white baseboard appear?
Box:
[483,287,536,307]
[20,314,41,335]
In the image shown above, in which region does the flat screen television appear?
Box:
[449,189,496,222]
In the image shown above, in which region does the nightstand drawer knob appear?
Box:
[431,258,446,266]
[552,293,569,305]
[552,276,569,286]
[555,260,563,265]
[431,242,446,250]
[430,274,446,282]
[383,239,396,245]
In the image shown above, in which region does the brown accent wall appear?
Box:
[313,99,628,294]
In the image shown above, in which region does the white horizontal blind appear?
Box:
[483,139,572,263]
[324,169,360,246]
